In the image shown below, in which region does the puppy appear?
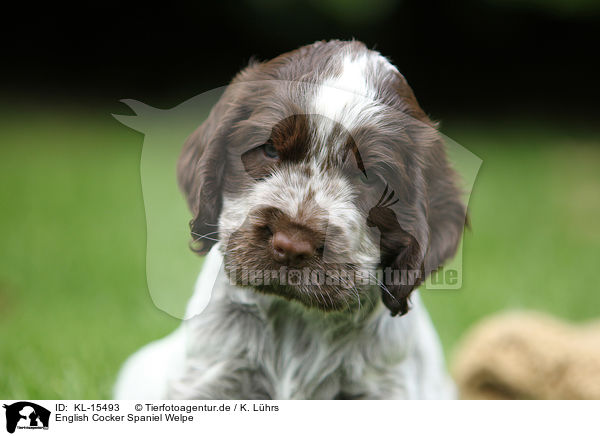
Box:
[114,40,466,399]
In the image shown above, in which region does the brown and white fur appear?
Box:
[114,40,466,399]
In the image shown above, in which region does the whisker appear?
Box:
[365,270,398,303]
[339,275,360,311]
[192,234,219,243]
[191,231,219,238]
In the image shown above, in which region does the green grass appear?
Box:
[0,108,599,398]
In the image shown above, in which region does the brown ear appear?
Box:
[177,61,269,254]
[373,70,468,315]
[378,131,465,316]
[177,88,238,254]
[422,140,467,276]
[367,155,429,316]
[394,72,466,277]
[375,90,466,315]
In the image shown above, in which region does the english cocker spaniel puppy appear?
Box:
[115,40,466,400]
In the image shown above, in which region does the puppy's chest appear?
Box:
[259,326,346,399]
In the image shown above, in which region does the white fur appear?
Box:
[310,51,388,156]
[312,53,376,122]
[114,247,224,399]
[113,325,186,399]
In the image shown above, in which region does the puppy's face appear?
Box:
[220,113,383,312]
[178,41,466,315]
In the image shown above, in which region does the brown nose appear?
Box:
[272,231,316,265]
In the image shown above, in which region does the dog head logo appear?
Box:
[3,402,50,433]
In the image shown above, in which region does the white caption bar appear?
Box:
[1,400,597,436]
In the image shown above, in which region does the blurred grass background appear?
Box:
[0,106,598,398]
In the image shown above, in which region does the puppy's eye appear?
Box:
[262,143,279,159]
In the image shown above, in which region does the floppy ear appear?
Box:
[177,90,239,254]
[422,140,467,276]
[374,72,467,316]
[375,116,465,316]
[374,179,429,316]
[178,61,268,254]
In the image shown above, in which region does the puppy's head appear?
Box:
[178,40,466,315]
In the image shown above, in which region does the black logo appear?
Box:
[2,402,50,433]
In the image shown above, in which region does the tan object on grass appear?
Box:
[452,311,600,399]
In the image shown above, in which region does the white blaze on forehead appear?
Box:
[310,51,393,149]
